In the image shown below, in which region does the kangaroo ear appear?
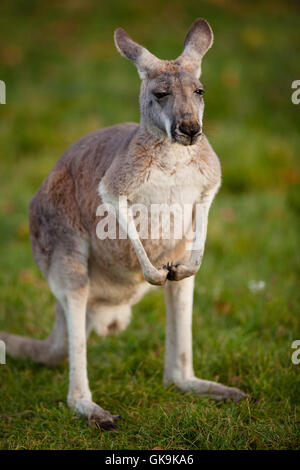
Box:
[176,18,214,78]
[114,28,161,79]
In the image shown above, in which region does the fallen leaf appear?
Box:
[215,301,232,314]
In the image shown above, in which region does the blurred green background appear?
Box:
[0,0,299,450]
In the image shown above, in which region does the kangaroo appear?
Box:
[0,18,246,429]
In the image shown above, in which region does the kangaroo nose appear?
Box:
[179,123,201,137]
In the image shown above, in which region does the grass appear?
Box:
[0,0,299,450]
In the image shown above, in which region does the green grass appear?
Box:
[0,0,299,450]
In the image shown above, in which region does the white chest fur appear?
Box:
[131,145,205,207]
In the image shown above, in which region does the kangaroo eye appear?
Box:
[154,92,169,99]
[195,89,204,95]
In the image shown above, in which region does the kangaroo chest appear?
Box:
[127,157,205,251]
[130,157,205,208]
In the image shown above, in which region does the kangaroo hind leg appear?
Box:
[49,256,121,429]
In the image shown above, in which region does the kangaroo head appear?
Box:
[114,18,213,146]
